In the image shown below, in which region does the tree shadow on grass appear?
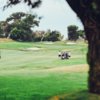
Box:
[49,90,100,100]
[31,94,50,100]
[1,90,100,100]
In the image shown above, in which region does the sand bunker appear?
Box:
[66,42,76,45]
[44,42,53,44]
[26,47,41,51]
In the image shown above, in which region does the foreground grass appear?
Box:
[0,72,87,100]
[0,41,91,100]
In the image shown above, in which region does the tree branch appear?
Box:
[4,0,41,10]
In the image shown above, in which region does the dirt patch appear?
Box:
[0,64,88,75]
[26,47,42,51]
[45,64,88,73]
[0,38,13,42]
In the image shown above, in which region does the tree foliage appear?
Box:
[33,30,63,42]
[0,11,63,42]
[67,25,79,41]
[67,25,85,41]
[44,30,63,42]
[5,0,41,9]
[0,12,40,41]
[78,30,85,39]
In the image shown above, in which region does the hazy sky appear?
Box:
[0,0,83,39]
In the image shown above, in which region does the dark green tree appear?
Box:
[77,30,86,40]
[6,12,26,22]
[5,12,40,41]
[67,25,79,41]
[44,30,63,42]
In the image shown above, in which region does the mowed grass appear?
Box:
[0,41,92,100]
[0,41,87,70]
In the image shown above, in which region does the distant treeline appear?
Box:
[0,12,85,42]
[0,12,63,42]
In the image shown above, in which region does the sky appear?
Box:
[0,0,84,39]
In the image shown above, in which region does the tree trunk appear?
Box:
[84,20,100,94]
[66,0,100,94]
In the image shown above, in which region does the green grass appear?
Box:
[0,41,92,100]
[0,72,88,100]
[0,41,87,70]
[0,49,86,70]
